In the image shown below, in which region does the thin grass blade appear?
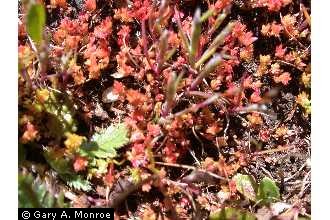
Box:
[195,22,235,68]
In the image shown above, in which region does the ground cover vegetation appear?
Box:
[18,0,311,219]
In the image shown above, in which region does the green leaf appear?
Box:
[45,92,77,133]
[18,174,41,208]
[18,173,69,208]
[65,175,92,192]
[257,177,280,205]
[56,192,67,208]
[164,48,176,62]
[43,149,73,175]
[233,173,257,202]
[130,168,142,184]
[200,9,215,22]
[209,207,256,220]
[189,8,202,65]
[157,29,169,72]
[212,13,227,32]
[195,22,235,68]
[82,148,117,159]
[88,158,109,176]
[174,9,189,52]
[43,148,91,191]
[92,123,129,151]
[209,7,230,34]
[190,54,222,90]
[166,71,183,107]
[79,123,129,159]
[27,4,46,45]
[39,90,77,141]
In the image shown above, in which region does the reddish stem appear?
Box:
[141,20,158,76]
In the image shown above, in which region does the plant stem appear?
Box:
[141,20,158,75]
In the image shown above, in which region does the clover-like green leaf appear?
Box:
[92,123,129,152]
[257,177,280,205]
[233,173,258,201]
[79,123,129,159]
